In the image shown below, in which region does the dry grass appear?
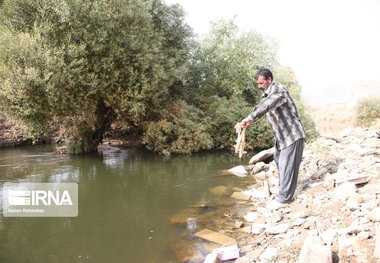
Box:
[306,102,357,135]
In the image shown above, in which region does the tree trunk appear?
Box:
[89,100,115,152]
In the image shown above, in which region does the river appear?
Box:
[0,145,252,262]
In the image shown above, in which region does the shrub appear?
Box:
[356,97,380,127]
[206,96,274,151]
[143,101,213,155]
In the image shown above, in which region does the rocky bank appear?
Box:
[171,126,380,263]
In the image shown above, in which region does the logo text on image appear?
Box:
[8,189,73,206]
[3,183,78,217]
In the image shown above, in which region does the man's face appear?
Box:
[256,75,272,91]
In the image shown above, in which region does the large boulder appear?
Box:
[299,235,332,263]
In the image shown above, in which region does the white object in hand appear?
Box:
[234,127,246,158]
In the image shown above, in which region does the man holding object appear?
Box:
[235,69,306,210]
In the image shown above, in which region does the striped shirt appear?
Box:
[248,82,306,150]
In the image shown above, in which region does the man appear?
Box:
[235,69,306,210]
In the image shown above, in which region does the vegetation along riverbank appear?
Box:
[0,0,316,155]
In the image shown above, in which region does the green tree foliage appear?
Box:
[0,0,193,153]
[143,19,279,154]
[183,19,279,151]
[143,100,213,155]
[0,2,316,155]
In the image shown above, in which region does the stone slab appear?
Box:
[195,229,237,246]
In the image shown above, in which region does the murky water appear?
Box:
[0,145,253,263]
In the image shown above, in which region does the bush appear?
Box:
[356,97,380,127]
[143,101,213,155]
[206,96,274,151]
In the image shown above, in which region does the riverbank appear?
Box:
[0,118,33,148]
[0,118,142,150]
[175,125,380,262]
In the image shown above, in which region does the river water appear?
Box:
[0,145,252,263]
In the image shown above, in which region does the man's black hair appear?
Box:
[254,69,273,81]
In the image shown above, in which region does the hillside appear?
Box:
[303,81,380,134]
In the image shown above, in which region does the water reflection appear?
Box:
[0,145,248,263]
[48,166,80,183]
[100,146,128,168]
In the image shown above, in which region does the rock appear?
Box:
[231,191,251,201]
[256,207,270,214]
[195,229,237,246]
[170,213,197,226]
[209,185,228,195]
[347,192,362,204]
[323,178,335,190]
[248,161,269,174]
[243,212,258,222]
[203,253,218,263]
[263,179,273,197]
[357,231,370,240]
[359,183,380,194]
[265,223,291,235]
[186,217,197,230]
[299,235,332,263]
[234,220,244,228]
[303,217,316,230]
[330,182,357,201]
[292,210,309,219]
[55,146,69,154]
[286,229,301,238]
[235,256,250,263]
[240,226,252,234]
[347,193,363,210]
[171,241,204,263]
[374,224,380,259]
[266,163,277,175]
[259,246,278,263]
[269,212,283,224]
[249,147,275,165]
[293,218,306,227]
[338,235,358,258]
[320,229,337,246]
[246,247,265,261]
[251,224,267,235]
[228,165,248,177]
[247,189,268,199]
[308,229,319,236]
[367,207,380,222]
[240,245,253,254]
[169,201,211,225]
[361,199,379,212]
[254,170,267,180]
[335,173,372,185]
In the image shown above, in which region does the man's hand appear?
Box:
[234,117,252,130]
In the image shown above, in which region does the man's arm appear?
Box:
[249,92,287,122]
[235,91,287,129]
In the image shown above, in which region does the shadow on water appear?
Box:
[0,145,253,263]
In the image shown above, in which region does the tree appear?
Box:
[0,0,193,153]
[143,19,280,154]
[184,19,279,151]
[0,4,316,155]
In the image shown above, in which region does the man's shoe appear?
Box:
[265,200,287,210]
